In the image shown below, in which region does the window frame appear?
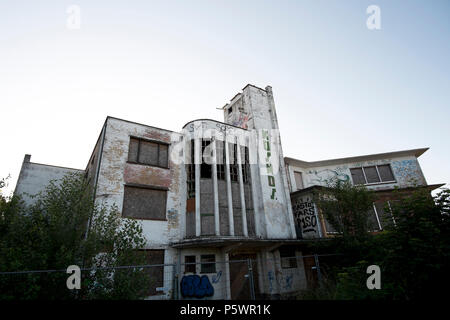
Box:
[279,247,298,269]
[350,164,396,186]
[184,255,197,274]
[200,254,216,274]
[122,183,168,221]
[127,136,170,169]
[293,171,304,190]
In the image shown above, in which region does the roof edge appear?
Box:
[285,148,430,168]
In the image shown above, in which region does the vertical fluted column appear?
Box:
[212,135,220,236]
[194,137,201,237]
[236,142,248,237]
[224,134,234,236]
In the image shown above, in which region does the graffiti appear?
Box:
[308,167,350,185]
[211,271,222,284]
[391,159,424,186]
[215,122,228,133]
[263,130,277,200]
[180,275,214,298]
[292,196,318,238]
[232,113,251,129]
[187,122,203,133]
[284,275,293,290]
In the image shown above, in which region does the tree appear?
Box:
[308,181,450,300]
[314,179,375,242]
[0,173,151,300]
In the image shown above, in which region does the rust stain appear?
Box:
[143,129,171,143]
[124,163,171,187]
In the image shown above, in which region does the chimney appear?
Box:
[24,154,31,163]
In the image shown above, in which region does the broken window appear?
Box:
[187,140,195,199]
[229,144,239,182]
[216,140,225,180]
[374,201,396,229]
[184,256,196,274]
[242,146,250,184]
[279,247,298,269]
[122,185,167,220]
[201,139,212,179]
[200,254,216,273]
[128,137,169,168]
[367,205,382,231]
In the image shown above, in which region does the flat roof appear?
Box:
[285,148,429,168]
[26,161,83,172]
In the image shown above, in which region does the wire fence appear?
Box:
[0,253,341,300]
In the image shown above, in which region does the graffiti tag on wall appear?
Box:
[292,196,318,238]
[263,130,277,200]
[308,168,350,185]
[180,275,214,298]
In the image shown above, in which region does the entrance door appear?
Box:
[303,255,318,289]
[228,253,259,300]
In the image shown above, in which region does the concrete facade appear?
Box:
[14,84,440,299]
[14,154,83,205]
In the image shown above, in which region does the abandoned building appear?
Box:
[14,84,442,299]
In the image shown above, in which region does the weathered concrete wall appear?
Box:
[229,85,295,240]
[179,248,229,300]
[14,155,83,205]
[257,249,307,297]
[287,155,427,192]
[94,117,185,253]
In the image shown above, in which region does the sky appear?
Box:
[0,0,449,195]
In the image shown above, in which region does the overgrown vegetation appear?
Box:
[0,173,151,300]
[304,179,450,300]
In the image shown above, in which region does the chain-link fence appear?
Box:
[0,253,340,300]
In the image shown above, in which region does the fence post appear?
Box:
[314,254,323,288]
[173,263,178,300]
[247,258,256,300]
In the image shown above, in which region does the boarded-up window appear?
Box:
[200,255,216,273]
[184,256,196,273]
[141,250,164,296]
[128,137,169,168]
[378,164,395,182]
[294,171,304,190]
[122,185,167,220]
[128,138,139,162]
[280,247,298,269]
[350,168,366,185]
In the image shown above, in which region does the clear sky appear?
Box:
[1,0,449,195]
